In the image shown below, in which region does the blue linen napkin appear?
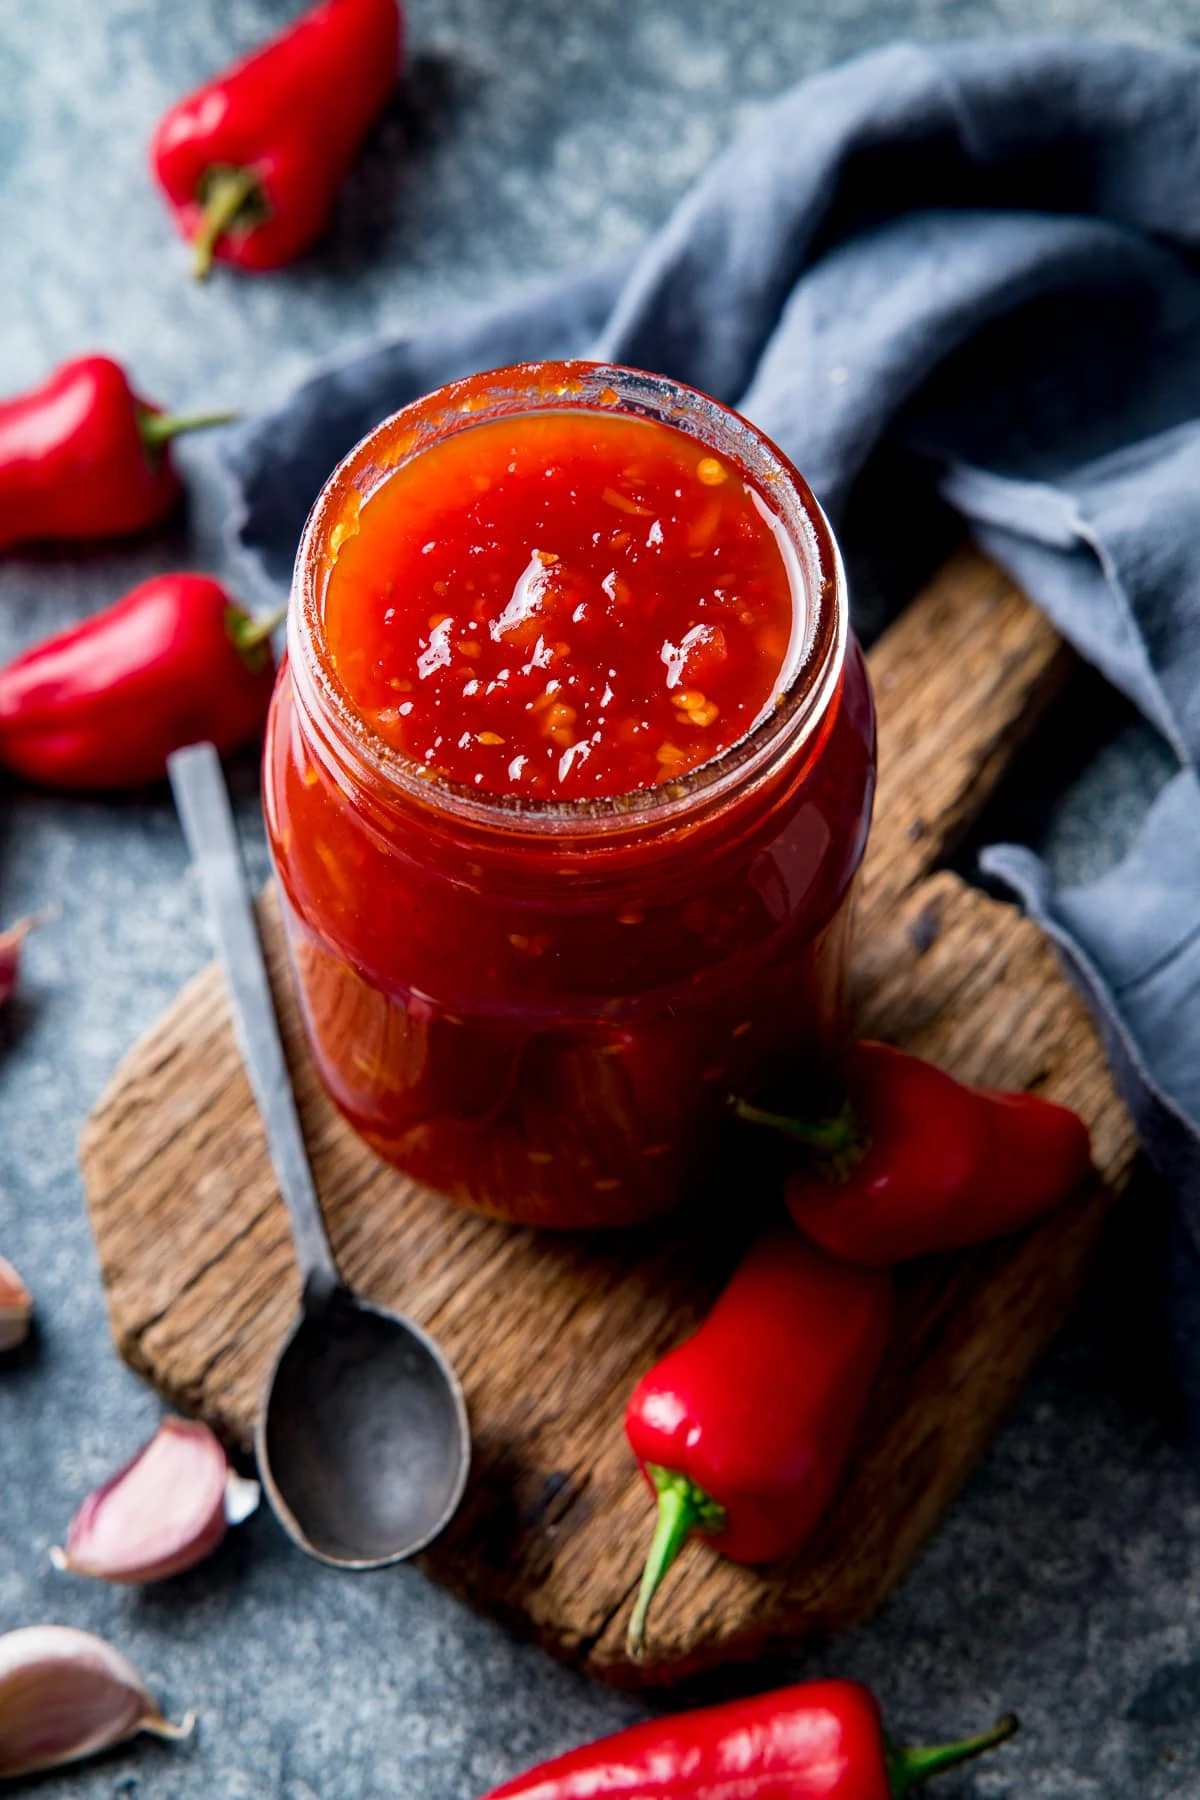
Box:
[222,36,1200,1430]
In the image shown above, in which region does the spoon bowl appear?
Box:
[257,1284,470,1568]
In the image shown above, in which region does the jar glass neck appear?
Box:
[288,361,847,845]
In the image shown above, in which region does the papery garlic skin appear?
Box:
[0,1625,193,1778]
[225,1466,263,1526]
[0,1253,32,1351]
[0,908,53,1007]
[53,1416,258,1584]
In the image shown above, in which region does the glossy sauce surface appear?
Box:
[322,409,802,799]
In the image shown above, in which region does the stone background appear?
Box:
[0,2,1196,1795]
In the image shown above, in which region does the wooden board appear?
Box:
[80,547,1137,1687]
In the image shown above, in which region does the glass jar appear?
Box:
[263,362,875,1229]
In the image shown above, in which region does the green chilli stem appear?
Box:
[626,1467,725,1661]
[192,165,263,278]
[226,602,288,672]
[887,1713,1019,1796]
[732,1093,861,1156]
[138,407,239,450]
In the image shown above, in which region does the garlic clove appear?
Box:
[0,907,55,1007]
[0,1624,194,1778]
[52,1416,259,1584]
[0,1253,32,1351]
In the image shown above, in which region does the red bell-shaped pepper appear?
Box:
[0,356,234,552]
[151,0,403,277]
[737,1040,1093,1266]
[625,1229,893,1657]
[482,1679,1019,1800]
[0,575,283,790]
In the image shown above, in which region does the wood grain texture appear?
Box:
[80,546,1136,1686]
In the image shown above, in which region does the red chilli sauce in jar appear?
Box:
[263,362,875,1229]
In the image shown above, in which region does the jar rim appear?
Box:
[288,360,847,838]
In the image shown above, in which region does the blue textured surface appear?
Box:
[0,4,1196,1796]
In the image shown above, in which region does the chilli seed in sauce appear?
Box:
[322,409,804,800]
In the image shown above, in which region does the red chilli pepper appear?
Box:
[0,356,235,552]
[737,1041,1093,1266]
[625,1229,892,1657]
[0,576,283,790]
[151,0,403,278]
[482,1679,1019,1800]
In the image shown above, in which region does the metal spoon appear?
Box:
[168,742,470,1569]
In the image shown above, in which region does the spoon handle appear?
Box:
[168,742,339,1299]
